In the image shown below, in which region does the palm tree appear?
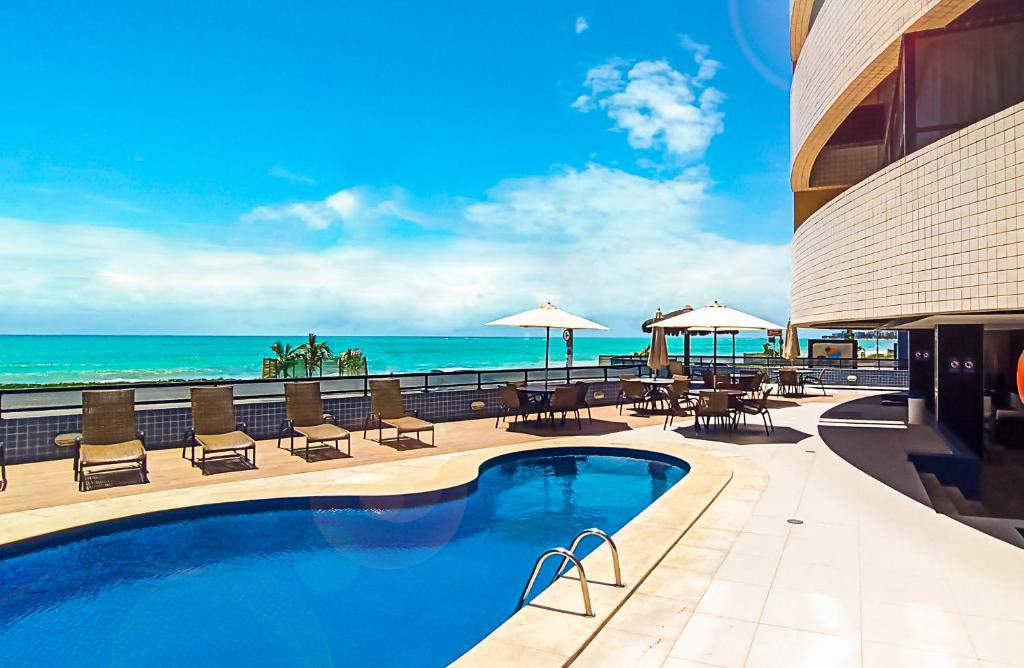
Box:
[269,341,299,378]
[297,333,334,377]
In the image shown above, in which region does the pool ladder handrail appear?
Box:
[552,528,622,588]
[515,548,593,616]
[514,528,622,618]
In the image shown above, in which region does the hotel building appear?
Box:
[790,0,1024,463]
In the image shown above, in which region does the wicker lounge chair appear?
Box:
[365,379,435,446]
[279,382,351,459]
[549,386,583,429]
[186,386,256,474]
[496,384,534,429]
[75,389,147,492]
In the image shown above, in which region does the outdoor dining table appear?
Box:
[518,383,570,424]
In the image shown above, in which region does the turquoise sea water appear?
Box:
[0,334,810,386]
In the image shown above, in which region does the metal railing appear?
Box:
[0,362,650,417]
[602,354,904,370]
[516,548,593,617]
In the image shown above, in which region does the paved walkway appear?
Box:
[573,393,1024,668]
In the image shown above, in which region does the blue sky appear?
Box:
[0,1,793,335]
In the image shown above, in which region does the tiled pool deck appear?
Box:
[2,393,1023,667]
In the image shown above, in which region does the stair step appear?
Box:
[918,473,959,515]
[944,485,991,518]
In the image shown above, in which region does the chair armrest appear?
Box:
[280,418,294,433]
[322,413,335,424]
[410,409,419,418]
[137,430,146,446]
[185,427,196,443]
[237,421,249,434]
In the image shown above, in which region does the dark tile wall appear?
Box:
[0,381,624,465]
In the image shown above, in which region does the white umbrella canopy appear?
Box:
[651,301,783,373]
[486,302,608,384]
[485,302,609,331]
[652,300,783,332]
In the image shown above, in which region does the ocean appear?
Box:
[0,334,837,386]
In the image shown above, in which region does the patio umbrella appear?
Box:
[783,321,801,362]
[652,301,783,374]
[647,325,669,374]
[485,302,608,385]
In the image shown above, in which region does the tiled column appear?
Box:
[936,324,984,454]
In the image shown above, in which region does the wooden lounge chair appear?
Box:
[75,389,147,492]
[549,386,582,429]
[365,379,435,446]
[279,382,351,459]
[185,386,256,474]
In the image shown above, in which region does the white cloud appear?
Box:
[268,164,316,186]
[574,49,724,162]
[241,188,361,230]
[575,16,589,34]
[0,165,789,334]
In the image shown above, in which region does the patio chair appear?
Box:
[186,386,256,474]
[365,379,435,446]
[279,382,351,459]
[618,378,649,415]
[694,391,734,432]
[549,386,583,429]
[778,368,803,396]
[664,375,695,430]
[75,389,147,492]
[573,381,593,423]
[801,368,828,396]
[668,360,687,377]
[496,384,534,429]
[738,388,775,435]
[0,442,6,492]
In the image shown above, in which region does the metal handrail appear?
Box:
[515,547,593,617]
[553,528,622,587]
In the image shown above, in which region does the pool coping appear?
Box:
[0,437,734,666]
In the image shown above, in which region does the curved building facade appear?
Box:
[790,0,1024,455]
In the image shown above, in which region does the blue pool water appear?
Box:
[0,449,687,667]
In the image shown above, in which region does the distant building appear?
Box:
[789,0,1024,454]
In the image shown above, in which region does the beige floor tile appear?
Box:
[668,614,756,668]
[661,545,729,575]
[680,527,740,551]
[771,560,860,599]
[714,552,779,587]
[862,641,981,668]
[862,601,975,656]
[963,616,1024,667]
[759,587,861,636]
[780,535,860,571]
[744,624,860,668]
[694,580,769,622]
[572,627,672,668]
[742,514,792,538]
[861,569,959,611]
[637,566,714,604]
[729,532,786,560]
[606,593,694,639]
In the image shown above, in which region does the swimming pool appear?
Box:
[0,448,688,667]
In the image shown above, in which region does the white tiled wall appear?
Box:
[791,102,1024,326]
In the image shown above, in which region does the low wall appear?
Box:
[0,381,625,465]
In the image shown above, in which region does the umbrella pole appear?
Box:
[713,330,718,386]
[732,333,736,367]
[545,326,550,388]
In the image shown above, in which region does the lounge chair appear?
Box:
[664,375,695,430]
[549,386,582,429]
[186,386,256,474]
[365,379,435,446]
[75,389,147,492]
[618,378,649,415]
[496,384,534,429]
[694,390,734,432]
[738,388,775,435]
[279,382,351,459]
